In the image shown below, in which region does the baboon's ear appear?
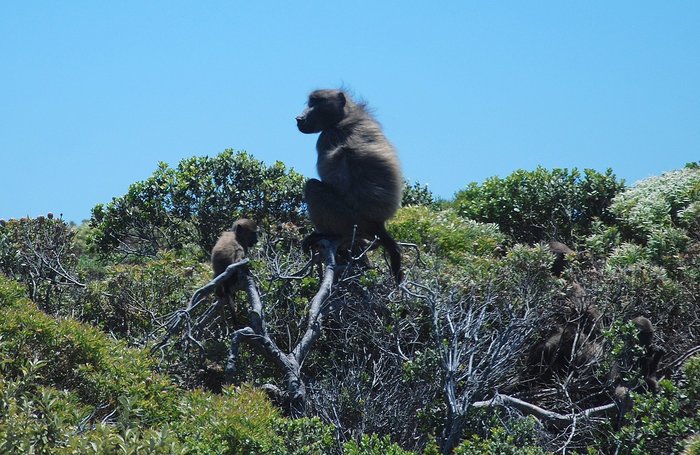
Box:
[337,91,346,107]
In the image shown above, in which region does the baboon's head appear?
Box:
[296,89,347,134]
[234,218,259,249]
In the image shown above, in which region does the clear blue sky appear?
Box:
[1,2,699,222]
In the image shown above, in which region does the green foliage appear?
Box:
[646,225,691,271]
[600,257,685,319]
[79,253,209,339]
[0,276,178,423]
[60,425,186,454]
[683,356,700,402]
[452,167,623,244]
[4,153,700,454]
[343,434,414,455]
[583,219,622,259]
[276,417,337,455]
[497,244,560,303]
[612,380,697,454]
[90,150,308,257]
[605,243,648,270]
[683,434,700,455]
[170,387,284,454]
[389,206,505,266]
[0,276,338,454]
[610,167,700,240]
[0,343,186,454]
[0,216,81,313]
[453,417,545,455]
[402,180,437,208]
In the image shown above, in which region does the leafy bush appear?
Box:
[0,276,178,423]
[389,206,505,266]
[79,253,209,339]
[452,167,623,244]
[0,276,338,454]
[0,216,82,313]
[612,380,697,455]
[0,357,188,454]
[453,417,545,455]
[402,180,438,208]
[343,434,414,455]
[610,167,700,240]
[90,150,308,257]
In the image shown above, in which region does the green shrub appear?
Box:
[402,181,438,208]
[683,434,700,455]
[0,347,186,455]
[453,417,545,455]
[90,150,308,257]
[583,220,622,260]
[79,253,209,339]
[613,380,697,455]
[684,356,700,402]
[0,216,82,313]
[0,276,339,454]
[452,167,623,244]
[389,206,505,266]
[606,243,648,270]
[0,276,178,424]
[344,434,414,455]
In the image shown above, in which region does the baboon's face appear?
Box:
[234,219,259,248]
[296,90,346,134]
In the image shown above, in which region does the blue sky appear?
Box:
[1,2,699,222]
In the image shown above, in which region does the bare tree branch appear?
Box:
[472,393,618,430]
[152,258,250,352]
[155,239,343,417]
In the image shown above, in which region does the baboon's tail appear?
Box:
[375,224,403,284]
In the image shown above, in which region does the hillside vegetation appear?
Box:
[1,151,698,454]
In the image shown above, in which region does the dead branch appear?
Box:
[151,258,250,352]
[155,237,343,417]
[663,344,700,380]
[224,239,338,416]
[472,393,618,430]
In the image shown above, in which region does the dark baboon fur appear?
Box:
[610,315,664,400]
[528,323,602,377]
[546,240,575,277]
[211,219,259,297]
[631,316,664,392]
[296,89,404,282]
[632,316,653,347]
[528,302,601,377]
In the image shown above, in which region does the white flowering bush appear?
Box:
[610,167,700,239]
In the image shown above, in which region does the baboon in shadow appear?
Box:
[528,302,602,378]
[546,240,575,277]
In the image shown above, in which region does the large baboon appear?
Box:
[211,219,259,298]
[296,89,404,282]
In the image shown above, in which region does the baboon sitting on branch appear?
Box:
[296,89,404,283]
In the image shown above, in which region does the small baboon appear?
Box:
[528,303,601,377]
[632,316,654,347]
[609,315,664,404]
[528,324,602,377]
[631,316,664,392]
[211,219,259,298]
[296,89,404,283]
[546,241,575,277]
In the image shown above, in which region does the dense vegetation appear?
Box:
[1,151,698,454]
